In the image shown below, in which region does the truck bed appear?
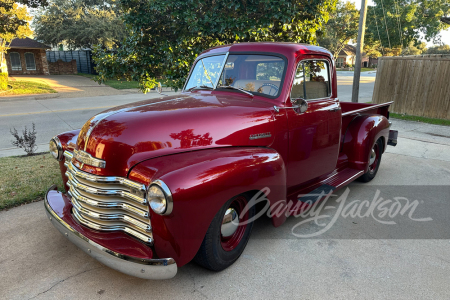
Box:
[340,101,393,118]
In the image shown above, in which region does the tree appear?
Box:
[93,0,337,92]
[0,0,34,74]
[317,0,360,58]
[33,0,126,49]
[366,0,450,50]
[426,44,450,54]
[401,41,427,55]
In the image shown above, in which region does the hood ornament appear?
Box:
[73,149,106,168]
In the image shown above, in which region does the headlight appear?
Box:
[49,137,63,161]
[147,180,173,215]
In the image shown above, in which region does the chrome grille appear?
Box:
[63,151,153,244]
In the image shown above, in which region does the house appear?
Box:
[336,44,378,68]
[5,37,50,75]
[336,45,356,68]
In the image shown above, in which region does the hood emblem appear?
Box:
[73,149,106,168]
[249,132,272,140]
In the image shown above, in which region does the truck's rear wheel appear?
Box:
[194,193,255,271]
[358,138,383,182]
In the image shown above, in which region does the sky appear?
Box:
[347,0,450,46]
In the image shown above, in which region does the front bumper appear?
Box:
[44,185,177,279]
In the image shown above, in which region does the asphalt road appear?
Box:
[0,92,179,157]
[0,73,375,157]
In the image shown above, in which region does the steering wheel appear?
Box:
[260,83,279,96]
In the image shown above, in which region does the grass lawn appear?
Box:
[78,73,140,89]
[0,153,64,211]
[0,80,56,96]
[390,113,450,126]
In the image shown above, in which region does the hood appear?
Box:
[74,92,276,176]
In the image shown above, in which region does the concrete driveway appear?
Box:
[0,119,449,300]
[4,75,141,99]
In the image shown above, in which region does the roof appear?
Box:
[339,45,356,56]
[198,42,332,59]
[8,37,50,49]
[442,17,450,25]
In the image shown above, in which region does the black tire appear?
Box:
[358,138,383,183]
[193,193,256,271]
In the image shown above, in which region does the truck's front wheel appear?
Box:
[358,138,383,182]
[194,193,255,271]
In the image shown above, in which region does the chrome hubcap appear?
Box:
[221,208,239,237]
[369,148,376,165]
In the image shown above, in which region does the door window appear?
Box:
[291,60,331,100]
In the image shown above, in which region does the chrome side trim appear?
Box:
[64,156,146,192]
[66,172,147,205]
[335,170,364,188]
[44,188,176,279]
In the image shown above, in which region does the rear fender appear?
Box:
[128,147,287,266]
[342,115,390,172]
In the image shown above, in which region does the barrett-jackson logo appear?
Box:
[73,149,106,168]
[249,132,272,140]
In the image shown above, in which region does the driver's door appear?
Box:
[286,57,341,190]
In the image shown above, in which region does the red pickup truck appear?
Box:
[45,42,397,279]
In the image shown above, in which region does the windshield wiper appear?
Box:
[185,85,213,92]
[217,85,254,97]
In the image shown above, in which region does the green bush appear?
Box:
[0,73,8,90]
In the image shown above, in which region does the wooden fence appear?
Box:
[46,50,95,74]
[372,55,450,120]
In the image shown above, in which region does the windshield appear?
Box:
[218,54,285,97]
[185,53,286,97]
[184,55,226,90]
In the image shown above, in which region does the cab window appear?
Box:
[291,60,331,100]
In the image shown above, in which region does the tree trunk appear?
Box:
[0,40,9,75]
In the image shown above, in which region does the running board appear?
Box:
[287,168,364,215]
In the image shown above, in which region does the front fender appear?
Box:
[342,115,390,172]
[128,147,287,266]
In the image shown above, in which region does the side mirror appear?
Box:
[291,97,308,113]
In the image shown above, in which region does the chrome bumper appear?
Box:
[44,186,177,279]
